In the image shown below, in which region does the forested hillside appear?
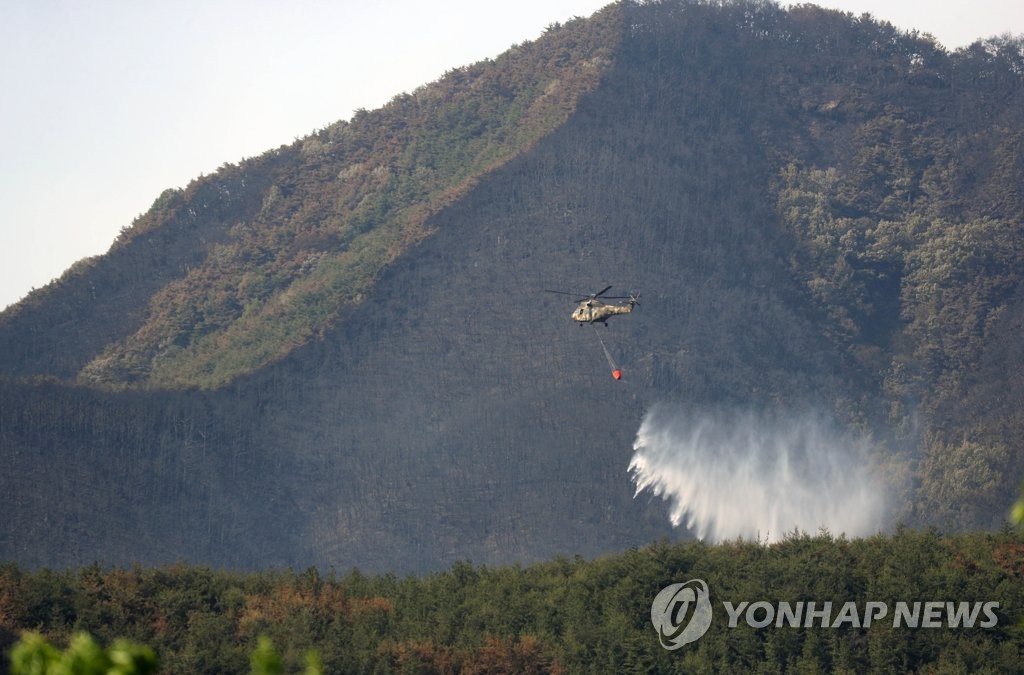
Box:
[1,0,1023,572]
[2,531,1022,673]
[0,7,620,388]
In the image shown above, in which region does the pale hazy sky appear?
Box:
[2,1,1022,311]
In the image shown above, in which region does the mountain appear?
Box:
[1,0,1022,572]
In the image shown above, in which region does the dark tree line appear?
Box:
[2,529,1022,673]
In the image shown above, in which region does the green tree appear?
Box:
[249,636,322,675]
[10,631,157,675]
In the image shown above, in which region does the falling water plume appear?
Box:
[629,405,886,542]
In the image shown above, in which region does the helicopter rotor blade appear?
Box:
[546,288,608,302]
[546,286,630,302]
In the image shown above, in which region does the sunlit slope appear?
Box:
[0,7,621,388]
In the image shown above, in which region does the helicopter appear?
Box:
[546,286,640,326]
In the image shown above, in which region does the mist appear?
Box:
[629,405,886,543]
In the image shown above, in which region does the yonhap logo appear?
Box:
[651,580,1001,651]
[650,579,713,649]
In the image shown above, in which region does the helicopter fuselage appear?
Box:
[572,299,636,324]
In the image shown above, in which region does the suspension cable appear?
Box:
[591,323,622,380]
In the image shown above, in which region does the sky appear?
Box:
[2,1,1022,311]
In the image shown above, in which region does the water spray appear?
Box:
[629,405,886,542]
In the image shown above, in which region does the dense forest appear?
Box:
[2,530,1023,673]
[1,0,1023,577]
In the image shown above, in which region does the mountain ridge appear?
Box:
[1,0,1022,572]
[0,6,622,389]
